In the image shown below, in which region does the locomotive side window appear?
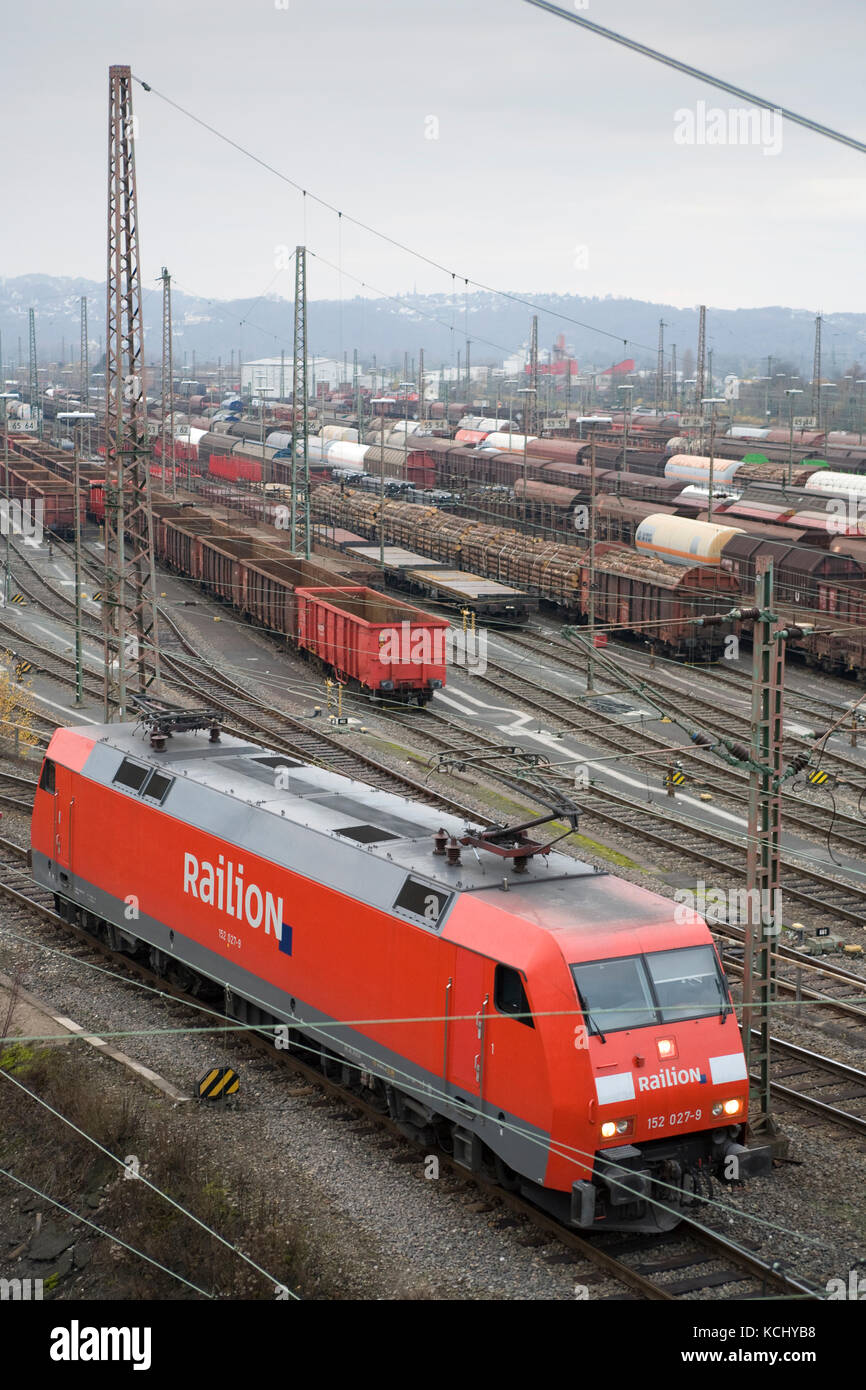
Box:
[141,770,174,804]
[112,758,149,792]
[39,759,56,793]
[494,965,534,1028]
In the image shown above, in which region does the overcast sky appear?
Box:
[3,0,865,323]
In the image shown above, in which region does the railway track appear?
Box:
[676,654,860,726]
[425,658,866,934]
[11,532,866,951]
[478,648,866,856]
[509,625,866,787]
[154,609,495,822]
[761,1035,866,1136]
[0,609,106,704]
[406,630,866,936]
[0,771,39,815]
[0,834,821,1302]
[369,703,866,1037]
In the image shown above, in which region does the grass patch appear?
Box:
[0,1045,334,1300]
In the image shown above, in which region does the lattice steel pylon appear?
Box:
[292,246,310,559]
[811,312,822,429]
[80,297,89,407]
[28,309,38,432]
[741,560,787,1155]
[528,314,539,434]
[159,267,174,496]
[103,64,160,719]
[695,304,706,409]
[656,318,665,412]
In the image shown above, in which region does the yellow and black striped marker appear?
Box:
[197,1067,240,1100]
[9,593,25,605]
[91,591,102,601]
[15,661,33,680]
[665,770,686,786]
[807,769,829,786]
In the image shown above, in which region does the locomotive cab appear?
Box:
[568,939,772,1232]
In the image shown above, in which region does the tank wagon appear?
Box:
[635,514,746,567]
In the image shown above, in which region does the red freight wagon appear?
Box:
[454,429,490,445]
[208,453,263,484]
[296,586,448,702]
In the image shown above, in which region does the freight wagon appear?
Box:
[296,587,447,695]
[0,458,85,536]
[155,510,449,703]
[310,486,737,658]
[341,544,535,622]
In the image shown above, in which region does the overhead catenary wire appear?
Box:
[0,1013,835,1263]
[131,75,655,355]
[0,892,855,1264]
[521,1,866,157]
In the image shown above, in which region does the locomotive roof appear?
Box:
[56,723,604,899]
[49,723,703,961]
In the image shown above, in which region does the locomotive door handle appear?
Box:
[474,1054,481,1083]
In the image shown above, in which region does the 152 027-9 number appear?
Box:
[647,1110,702,1130]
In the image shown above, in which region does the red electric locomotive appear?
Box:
[31,712,770,1232]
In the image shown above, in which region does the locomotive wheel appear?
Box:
[494,1153,521,1192]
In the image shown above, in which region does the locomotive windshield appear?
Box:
[571,945,728,1035]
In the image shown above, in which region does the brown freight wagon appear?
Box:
[589,547,740,658]
[800,579,866,675]
[525,439,591,466]
[243,553,341,635]
[719,534,863,603]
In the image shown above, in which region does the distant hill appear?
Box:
[2,274,865,381]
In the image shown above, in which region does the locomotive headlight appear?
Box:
[712,1102,724,1116]
[723,1097,744,1116]
[656,1037,677,1060]
[601,1117,634,1140]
